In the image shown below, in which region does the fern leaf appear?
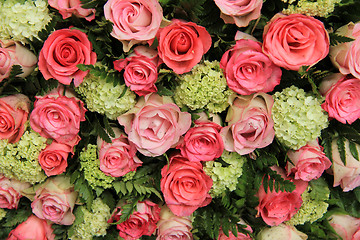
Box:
[337,137,347,165]
[349,141,359,161]
[329,33,354,46]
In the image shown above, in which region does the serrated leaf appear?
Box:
[95,118,112,143]
[119,181,127,195]
[103,116,115,138]
[3,208,32,227]
[329,32,354,46]
[337,137,347,166]
[126,182,133,194]
[349,141,359,161]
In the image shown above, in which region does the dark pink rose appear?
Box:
[160,153,213,216]
[114,46,161,96]
[328,214,360,240]
[97,127,142,177]
[214,0,263,27]
[108,200,161,240]
[220,39,281,95]
[220,93,275,155]
[104,0,163,52]
[263,13,329,71]
[48,0,96,21]
[31,176,78,225]
[0,94,30,143]
[320,73,360,124]
[30,86,86,148]
[0,174,30,209]
[157,19,212,74]
[7,215,55,240]
[176,120,224,162]
[38,28,97,86]
[38,141,72,177]
[118,93,191,157]
[286,139,332,181]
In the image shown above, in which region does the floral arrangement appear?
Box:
[1,0,360,239]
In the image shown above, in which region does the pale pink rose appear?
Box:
[117,93,191,157]
[257,224,308,240]
[108,200,161,240]
[38,28,97,87]
[328,138,360,192]
[31,176,78,225]
[38,141,72,177]
[7,215,55,240]
[263,13,329,71]
[220,39,281,95]
[30,86,86,148]
[97,127,142,177]
[48,0,96,21]
[353,228,360,240]
[328,214,360,240]
[160,153,213,216]
[214,0,263,27]
[156,204,193,240]
[104,0,163,52]
[0,94,30,143]
[0,174,30,209]
[256,166,308,226]
[320,73,360,124]
[114,46,161,96]
[218,220,253,240]
[0,40,37,82]
[220,93,275,155]
[176,120,224,162]
[157,19,212,74]
[286,139,332,181]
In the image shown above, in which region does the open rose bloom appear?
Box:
[48,0,96,21]
[328,213,360,240]
[0,174,30,209]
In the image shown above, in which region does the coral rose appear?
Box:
[0,174,30,209]
[48,0,96,21]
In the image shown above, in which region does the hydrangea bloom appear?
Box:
[272,86,328,150]
[174,60,233,113]
[76,73,136,120]
[203,151,246,197]
[0,0,52,42]
[0,208,6,221]
[281,0,341,17]
[78,144,115,189]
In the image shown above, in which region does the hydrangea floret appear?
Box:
[281,0,341,17]
[204,151,246,197]
[0,0,52,42]
[76,72,137,120]
[0,128,47,184]
[272,86,328,150]
[0,208,6,221]
[79,144,115,189]
[174,60,234,113]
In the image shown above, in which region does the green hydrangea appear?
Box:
[272,86,328,150]
[76,73,137,120]
[0,128,47,184]
[69,198,111,240]
[0,0,52,42]
[0,208,6,221]
[79,144,115,189]
[204,151,246,197]
[281,0,341,17]
[174,60,233,113]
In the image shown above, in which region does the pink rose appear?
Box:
[31,176,78,225]
[114,46,161,96]
[263,13,329,71]
[256,167,308,226]
[118,93,191,157]
[104,0,163,52]
[97,127,142,177]
[160,153,213,216]
[0,174,30,209]
[328,214,360,240]
[286,139,332,181]
[156,204,193,240]
[48,0,96,21]
[157,19,212,74]
[0,94,30,143]
[38,141,72,177]
[38,28,97,87]
[320,73,360,124]
[214,0,263,27]
[0,40,37,82]
[176,120,224,162]
[7,215,55,240]
[220,39,281,95]
[220,93,275,155]
[30,86,86,148]
[108,200,161,240]
[257,224,308,240]
[218,220,252,240]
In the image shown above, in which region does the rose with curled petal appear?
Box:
[104,0,163,52]
[220,39,281,95]
[157,19,212,74]
[220,93,275,155]
[0,174,30,209]
[48,0,96,21]
[262,13,329,71]
[38,28,97,87]
[328,214,360,240]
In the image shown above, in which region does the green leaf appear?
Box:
[337,137,346,166]
[126,182,134,194]
[349,141,359,161]
[3,208,32,227]
[329,32,354,46]
[157,85,174,96]
[95,117,112,144]
[103,116,115,138]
